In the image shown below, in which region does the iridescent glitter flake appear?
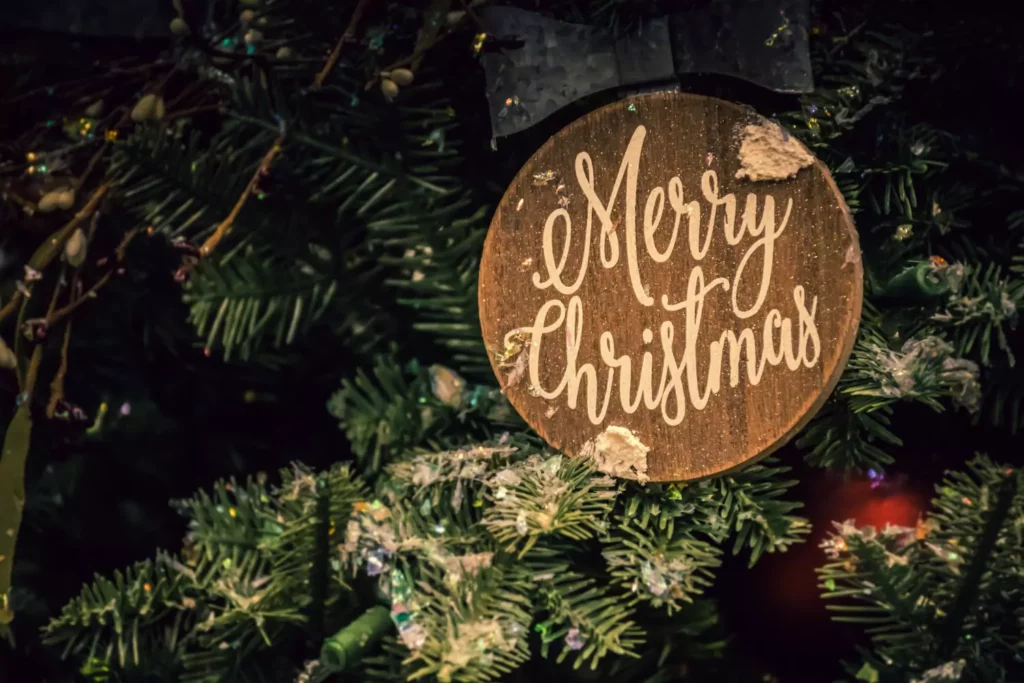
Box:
[495,329,527,361]
[366,548,390,576]
[532,170,557,186]
[397,620,427,650]
[910,660,966,683]
[429,364,466,407]
[564,628,586,650]
[894,223,913,241]
[498,95,528,123]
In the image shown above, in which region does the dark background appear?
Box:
[2,1,1022,682]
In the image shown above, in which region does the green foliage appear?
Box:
[481,455,617,557]
[534,569,646,669]
[684,459,811,565]
[798,399,900,471]
[328,357,517,474]
[44,425,810,682]
[44,465,367,683]
[1011,210,1024,276]
[108,127,255,241]
[12,0,1024,682]
[800,301,982,472]
[603,520,720,615]
[819,456,1024,682]
[931,262,1021,367]
[402,565,534,683]
[183,242,342,362]
[44,559,194,671]
[973,370,1024,434]
[844,334,981,414]
[374,199,492,379]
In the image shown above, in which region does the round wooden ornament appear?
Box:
[479,92,862,483]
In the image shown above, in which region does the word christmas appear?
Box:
[513,124,820,426]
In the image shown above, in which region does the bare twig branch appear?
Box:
[0,183,110,325]
[313,0,375,89]
[198,137,284,257]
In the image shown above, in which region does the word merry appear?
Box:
[532,124,793,319]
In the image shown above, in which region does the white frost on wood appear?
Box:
[735,120,814,182]
[843,241,860,269]
[581,425,650,484]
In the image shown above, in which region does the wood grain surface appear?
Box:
[478,92,862,482]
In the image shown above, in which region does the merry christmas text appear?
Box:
[515,124,821,425]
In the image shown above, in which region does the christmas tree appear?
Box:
[1,1,1022,682]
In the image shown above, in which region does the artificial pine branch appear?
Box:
[3,1,1021,681]
[820,456,1024,681]
[939,470,1019,657]
[308,486,331,647]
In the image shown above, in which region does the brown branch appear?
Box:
[77,68,176,189]
[0,183,109,326]
[365,28,456,90]
[0,188,38,217]
[45,268,65,319]
[164,80,205,110]
[33,182,109,268]
[45,320,73,419]
[46,227,136,328]
[42,266,71,418]
[0,292,22,328]
[197,0,372,261]
[459,0,490,32]
[22,346,43,399]
[165,103,223,121]
[46,271,112,327]
[0,60,157,105]
[77,142,113,190]
[12,298,29,390]
[198,136,284,257]
[312,0,375,89]
[411,0,452,72]
[42,209,107,417]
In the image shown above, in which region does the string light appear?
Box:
[472,32,486,55]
